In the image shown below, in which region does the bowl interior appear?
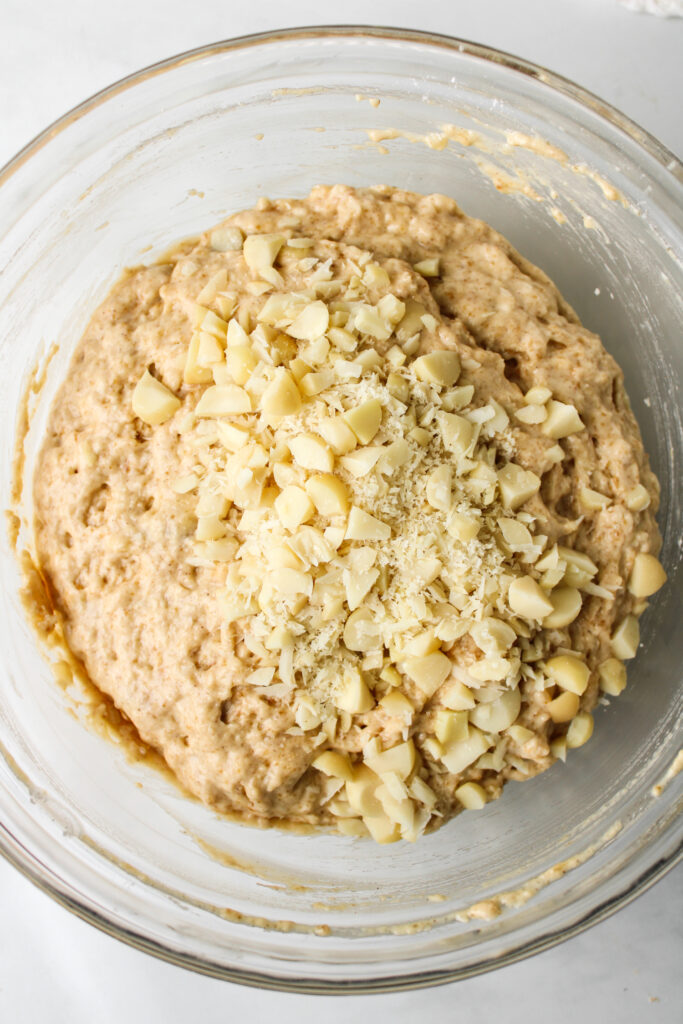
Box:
[0,30,681,989]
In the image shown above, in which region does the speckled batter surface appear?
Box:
[32,186,660,832]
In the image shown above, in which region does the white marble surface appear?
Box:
[0,1,681,1020]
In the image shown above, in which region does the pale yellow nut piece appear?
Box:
[362,262,390,289]
[195,384,252,416]
[295,692,323,731]
[598,658,627,696]
[515,404,547,425]
[404,631,440,657]
[132,370,180,426]
[196,331,224,367]
[379,690,414,717]
[441,680,476,711]
[201,538,240,563]
[242,232,285,278]
[379,439,411,474]
[611,615,640,659]
[215,294,238,319]
[184,333,214,384]
[507,724,536,746]
[195,514,227,542]
[498,517,533,549]
[413,350,461,387]
[335,666,375,715]
[498,463,541,510]
[542,586,582,629]
[288,299,330,342]
[274,485,315,532]
[226,317,251,348]
[264,625,294,651]
[363,812,401,844]
[447,512,480,543]
[546,690,580,723]
[409,777,437,810]
[379,664,402,687]
[225,344,257,385]
[344,567,379,611]
[396,299,427,342]
[508,576,554,620]
[289,433,334,473]
[343,399,383,445]
[345,765,383,817]
[339,447,383,478]
[260,368,302,417]
[386,344,407,368]
[550,735,567,762]
[426,464,453,512]
[301,335,330,367]
[558,546,599,588]
[469,688,521,733]
[172,473,200,494]
[336,817,369,837]
[365,739,416,780]
[435,411,474,456]
[542,399,584,439]
[524,385,552,405]
[196,490,229,517]
[318,417,357,456]
[312,751,354,781]
[434,709,468,746]
[566,711,594,749]
[625,484,651,512]
[343,608,381,652]
[579,486,611,511]
[413,257,440,277]
[403,651,452,698]
[386,372,410,403]
[467,657,510,683]
[408,426,432,446]
[209,225,243,252]
[345,506,391,542]
[267,567,313,597]
[327,327,358,353]
[440,726,491,775]
[376,784,415,834]
[216,421,251,451]
[377,294,406,325]
[455,782,487,810]
[299,370,334,397]
[545,654,590,695]
[196,308,229,339]
[304,474,349,516]
[628,553,667,598]
[353,304,392,341]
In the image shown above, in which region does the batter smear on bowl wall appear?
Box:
[32,185,666,843]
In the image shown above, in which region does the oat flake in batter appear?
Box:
[33,186,667,842]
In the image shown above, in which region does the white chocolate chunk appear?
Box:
[132,370,180,425]
[542,399,584,439]
[413,351,461,387]
[628,553,667,598]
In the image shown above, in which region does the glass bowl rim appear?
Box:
[0,24,681,993]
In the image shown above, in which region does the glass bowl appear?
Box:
[0,27,680,993]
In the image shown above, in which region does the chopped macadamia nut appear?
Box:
[132,370,180,425]
[628,553,667,598]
